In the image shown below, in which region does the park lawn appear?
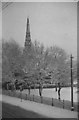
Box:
[2,102,46,118]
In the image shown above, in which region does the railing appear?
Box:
[2,90,78,112]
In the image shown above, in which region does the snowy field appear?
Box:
[23,87,78,102]
[2,95,78,118]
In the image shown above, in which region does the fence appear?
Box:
[2,90,78,112]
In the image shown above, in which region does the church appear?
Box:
[23,17,35,60]
[23,17,35,74]
[25,17,31,47]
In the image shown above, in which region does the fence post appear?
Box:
[33,95,34,101]
[26,94,27,100]
[29,95,30,101]
[21,91,22,102]
[52,98,53,106]
[30,95,31,101]
[9,90,11,96]
[41,96,43,103]
[63,100,64,109]
[8,91,10,96]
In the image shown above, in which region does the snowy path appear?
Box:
[1,94,78,118]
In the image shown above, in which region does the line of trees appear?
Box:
[2,39,77,89]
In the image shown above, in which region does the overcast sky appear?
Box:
[2,2,77,57]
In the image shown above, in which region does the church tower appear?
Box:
[25,17,31,48]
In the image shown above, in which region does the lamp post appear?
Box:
[70,54,74,111]
[54,53,58,92]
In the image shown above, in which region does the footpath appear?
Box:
[0,94,78,118]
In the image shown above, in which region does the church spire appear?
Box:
[25,17,31,47]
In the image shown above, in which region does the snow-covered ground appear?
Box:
[1,95,78,118]
[22,87,78,102]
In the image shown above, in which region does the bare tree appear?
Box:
[2,39,23,84]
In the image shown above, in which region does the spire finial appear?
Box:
[25,17,31,47]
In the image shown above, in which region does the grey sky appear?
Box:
[2,2,77,57]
